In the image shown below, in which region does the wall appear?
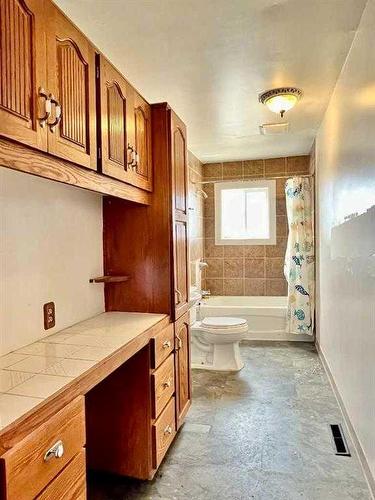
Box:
[202,156,310,296]
[315,0,375,490]
[188,151,205,290]
[0,169,105,355]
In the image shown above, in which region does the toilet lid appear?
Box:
[201,317,247,329]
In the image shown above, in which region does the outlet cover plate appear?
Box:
[43,302,55,330]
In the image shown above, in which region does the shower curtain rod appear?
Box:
[194,173,313,185]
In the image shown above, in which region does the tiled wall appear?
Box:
[202,156,310,296]
[188,151,205,290]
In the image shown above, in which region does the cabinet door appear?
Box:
[173,220,189,319]
[174,312,191,429]
[171,112,188,219]
[0,0,47,151]
[98,56,133,183]
[46,3,96,169]
[171,111,189,319]
[132,92,152,191]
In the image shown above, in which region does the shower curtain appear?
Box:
[284,177,314,335]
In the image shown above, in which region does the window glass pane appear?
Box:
[220,186,270,240]
[221,189,246,239]
[245,188,269,239]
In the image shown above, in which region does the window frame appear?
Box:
[214,179,277,246]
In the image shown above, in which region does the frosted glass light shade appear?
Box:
[259,88,302,117]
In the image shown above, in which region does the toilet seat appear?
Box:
[201,316,247,329]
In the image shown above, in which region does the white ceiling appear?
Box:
[55,0,367,163]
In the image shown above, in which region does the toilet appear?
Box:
[190,292,248,371]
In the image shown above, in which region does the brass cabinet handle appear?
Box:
[175,289,182,305]
[38,87,51,128]
[44,440,64,462]
[162,340,171,349]
[175,333,183,350]
[48,94,62,132]
[162,378,172,389]
[164,425,172,435]
[126,144,134,170]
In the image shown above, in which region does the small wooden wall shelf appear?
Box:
[89,276,130,284]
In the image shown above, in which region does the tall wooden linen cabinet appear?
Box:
[102,102,192,434]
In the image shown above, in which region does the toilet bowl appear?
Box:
[191,316,248,372]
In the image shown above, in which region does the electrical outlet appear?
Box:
[43,302,55,330]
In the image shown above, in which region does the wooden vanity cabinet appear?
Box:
[0,0,97,169]
[97,55,152,191]
[174,311,192,429]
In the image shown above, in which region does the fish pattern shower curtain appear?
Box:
[284,177,314,335]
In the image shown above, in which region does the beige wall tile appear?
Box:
[244,258,265,278]
[243,160,264,178]
[203,163,223,179]
[205,258,224,278]
[276,197,287,215]
[276,178,287,196]
[243,245,265,258]
[266,279,287,296]
[276,215,288,237]
[205,279,223,295]
[224,245,244,258]
[265,257,285,278]
[286,156,310,175]
[223,161,243,179]
[204,197,215,218]
[265,157,286,177]
[266,237,287,258]
[205,239,224,258]
[223,279,244,296]
[224,259,244,278]
[244,279,266,296]
[204,217,215,238]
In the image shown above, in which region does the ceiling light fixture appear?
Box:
[259,87,302,118]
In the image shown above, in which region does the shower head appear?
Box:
[197,188,208,199]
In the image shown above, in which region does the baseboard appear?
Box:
[316,340,375,499]
[244,331,314,342]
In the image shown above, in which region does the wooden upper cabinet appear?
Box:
[174,312,192,429]
[133,92,152,191]
[0,0,48,151]
[45,3,96,169]
[171,112,188,218]
[98,55,133,184]
[98,57,152,191]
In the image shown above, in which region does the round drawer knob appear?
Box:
[162,340,171,349]
[164,425,172,435]
[44,440,64,462]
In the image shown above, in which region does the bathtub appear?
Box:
[199,296,313,342]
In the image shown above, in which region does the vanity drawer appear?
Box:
[151,323,174,369]
[1,396,85,500]
[151,354,175,418]
[152,396,176,468]
[36,450,86,500]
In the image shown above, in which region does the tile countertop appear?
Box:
[0,312,167,432]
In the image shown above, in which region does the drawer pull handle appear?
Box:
[164,425,172,435]
[162,340,171,349]
[44,440,64,462]
[162,379,172,389]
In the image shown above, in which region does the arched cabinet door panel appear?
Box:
[46,3,96,169]
[174,312,192,430]
[98,55,133,185]
[0,0,47,151]
[133,92,152,191]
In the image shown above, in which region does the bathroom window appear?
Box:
[214,179,276,245]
